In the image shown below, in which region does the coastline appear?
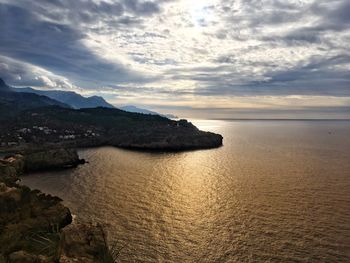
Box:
[0,135,223,262]
[0,148,114,262]
[0,112,223,262]
[0,131,223,155]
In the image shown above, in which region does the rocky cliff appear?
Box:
[1,106,223,152]
[0,149,110,263]
[22,148,85,172]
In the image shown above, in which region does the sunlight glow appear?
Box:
[187,1,213,27]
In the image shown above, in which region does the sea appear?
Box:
[21,120,350,262]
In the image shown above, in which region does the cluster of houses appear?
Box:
[0,126,101,148]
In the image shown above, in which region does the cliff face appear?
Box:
[110,127,223,151]
[0,155,72,262]
[0,149,108,263]
[23,148,84,172]
[1,106,223,152]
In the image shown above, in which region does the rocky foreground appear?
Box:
[0,149,114,263]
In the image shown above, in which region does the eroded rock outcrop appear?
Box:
[0,180,72,260]
[23,148,85,172]
[0,150,105,263]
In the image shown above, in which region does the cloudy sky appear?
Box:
[0,0,349,118]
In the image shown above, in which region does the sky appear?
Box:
[0,0,349,119]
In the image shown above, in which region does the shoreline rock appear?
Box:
[0,149,106,263]
[22,148,85,172]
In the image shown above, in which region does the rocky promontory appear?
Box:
[0,149,111,263]
[108,120,223,151]
[1,106,223,153]
[22,148,85,172]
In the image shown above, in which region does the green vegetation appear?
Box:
[1,77,222,151]
[23,226,63,261]
[1,106,222,151]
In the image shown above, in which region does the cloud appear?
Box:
[0,0,349,118]
[122,0,160,16]
[0,1,158,88]
[0,55,78,90]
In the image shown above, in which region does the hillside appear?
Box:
[0,106,223,151]
[0,78,11,91]
[120,105,177,118]
[5,79,177,117]
[0,79,70,119]
[0,78,222,151]
[14,87,114,109]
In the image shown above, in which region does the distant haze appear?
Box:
[0,0,349,119]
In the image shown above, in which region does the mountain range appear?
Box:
[119,105,177,119]
[0,78,70,119]
[0,78,176,118]
[0,77,222,152]
[14,87,114,109]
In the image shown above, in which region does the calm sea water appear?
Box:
[22,120,350,262]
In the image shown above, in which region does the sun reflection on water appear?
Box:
[21,120,350,262]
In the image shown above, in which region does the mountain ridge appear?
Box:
[9,80,176,117]
[0,78,70,119]
[14,86,114,109]
[120,105,177,119]
[0,78,12,91]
